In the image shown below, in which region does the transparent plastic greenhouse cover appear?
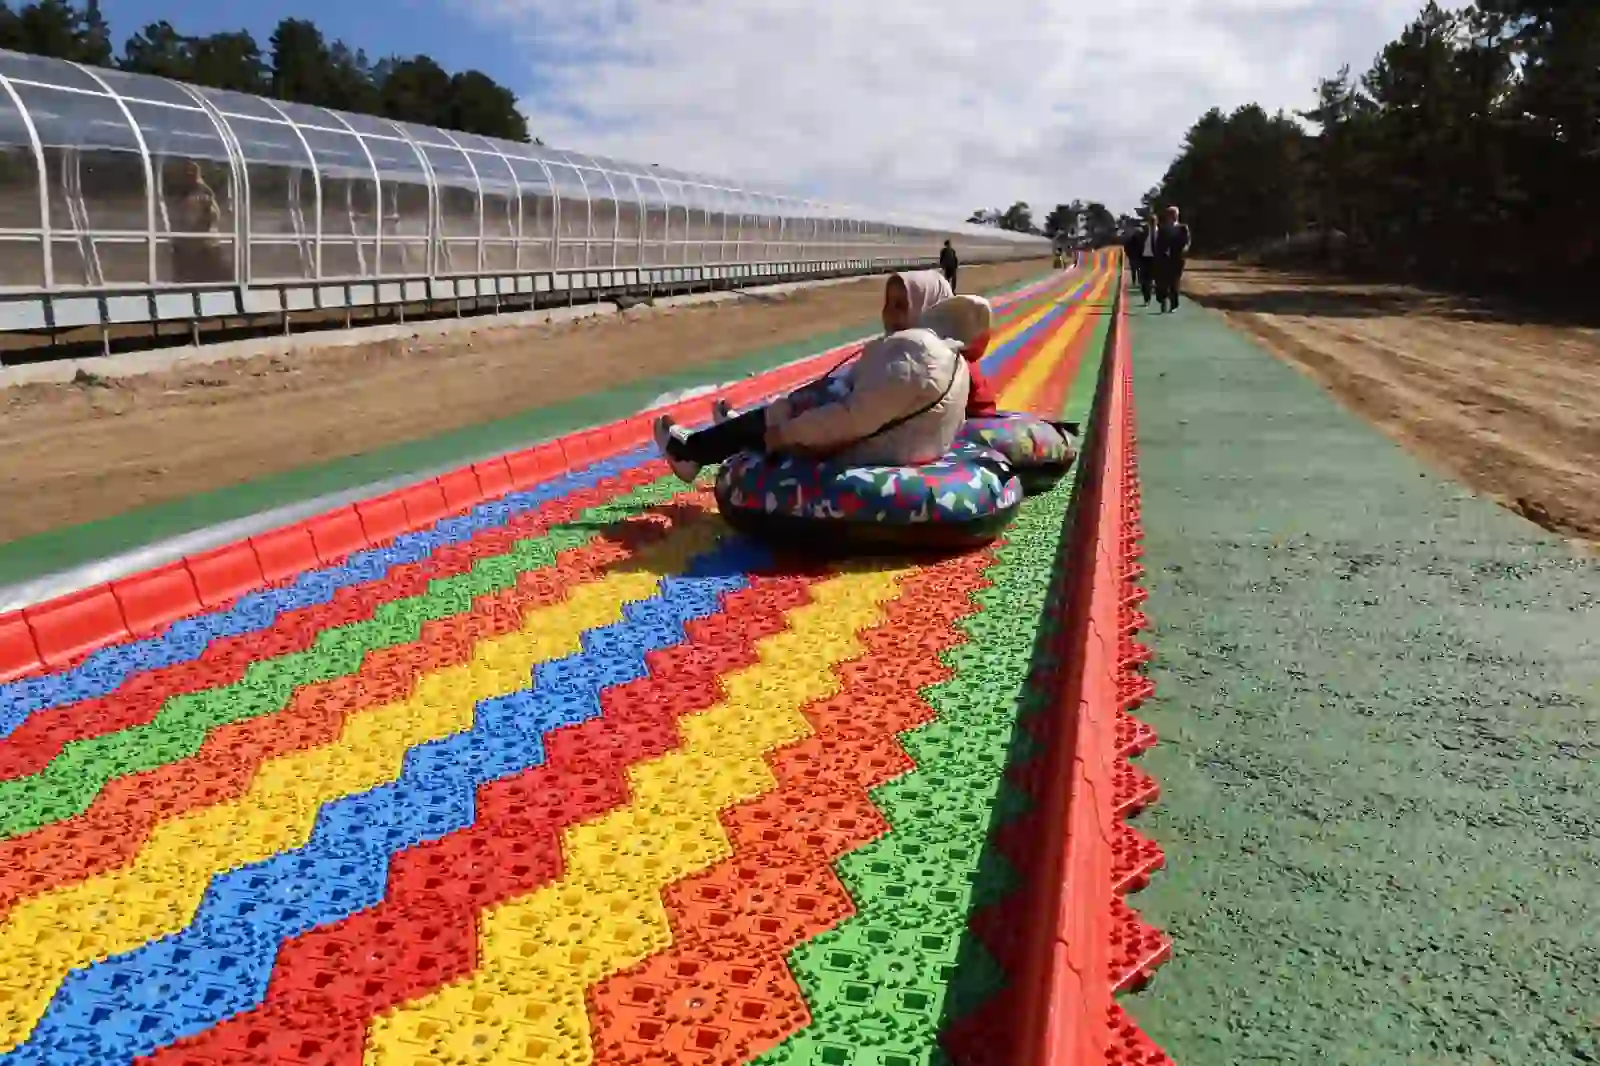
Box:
[0,49,1047,293]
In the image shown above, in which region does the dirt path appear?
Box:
[0,261,1046,545]
[1182,261,1600,543]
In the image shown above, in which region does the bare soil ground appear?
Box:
[0,260,1049,545]
[1183,260,1600,544]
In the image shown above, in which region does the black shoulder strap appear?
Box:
[796,336,966,451]
[819,349,859,381]
[852,343,966,445]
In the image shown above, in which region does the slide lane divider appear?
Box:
[944,262,1176,1066]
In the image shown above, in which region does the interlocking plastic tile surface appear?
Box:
[0,257,1165,1066]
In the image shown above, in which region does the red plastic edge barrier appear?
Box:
[0,275,1066,683]
[187,544,264,609]
[1014,268,1174,1065]
[0,331,875,683]
[113,562,202,638]
[0,611,41,682]
[23,584,128,670]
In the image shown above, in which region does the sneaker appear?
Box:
[652,414,701,483]
[712,398,735,424]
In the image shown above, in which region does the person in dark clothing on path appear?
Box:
[939,239,959,290]
[1123,214,1157,306]
[1153,206,1191,312]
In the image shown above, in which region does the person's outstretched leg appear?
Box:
[653,408,768,482]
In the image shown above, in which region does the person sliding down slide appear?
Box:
[652,270,989,482]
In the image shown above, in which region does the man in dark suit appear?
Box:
[1153,206,1192,312]
[1122,214,1157,305]
[939,239,959,289]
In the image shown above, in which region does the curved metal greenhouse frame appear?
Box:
[0,49,1049,335]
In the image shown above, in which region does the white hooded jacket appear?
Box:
[766,270,992,466]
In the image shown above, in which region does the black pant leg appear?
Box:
[1170,264,1184,307]
[667,408,769,465]
[1139,258,1154,303]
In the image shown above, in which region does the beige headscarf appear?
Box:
[892,270,955,326]
[892,270,990,350]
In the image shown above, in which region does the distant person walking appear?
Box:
[940,239,959,290]
[1123,214,1157,306]
[168,160,229,283]
[1153,206,1191,313]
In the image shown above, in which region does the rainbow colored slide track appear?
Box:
[0,252,1173,1066]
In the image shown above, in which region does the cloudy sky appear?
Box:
[116,0,1455,221]
[461,0,1456,219]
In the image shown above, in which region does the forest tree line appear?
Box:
[1140,1,1597,300]
[967,201,1128,246]
[0,0,532,141]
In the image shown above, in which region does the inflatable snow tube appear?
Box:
[713,439,1023,553]
[956,413,1080,494]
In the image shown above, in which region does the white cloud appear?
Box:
[464,0,1457,222]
